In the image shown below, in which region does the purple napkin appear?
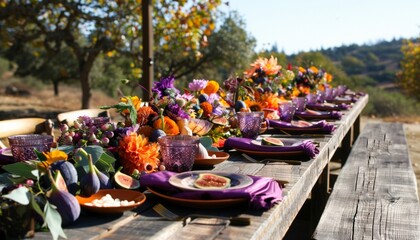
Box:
[0,148,15,165]
[268,120,336,134]
[294,110,342,120]
[224,137,319,159]
[306,103,350,111]
[141,171,282,210]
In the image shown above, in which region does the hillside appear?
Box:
[319,38,406,84]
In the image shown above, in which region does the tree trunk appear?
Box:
[80,68,91,109]
[53,80,59,96]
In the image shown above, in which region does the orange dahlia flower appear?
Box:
[118,132,160,174]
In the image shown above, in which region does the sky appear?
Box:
[220,0,420,54]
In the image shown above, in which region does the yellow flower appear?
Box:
[120,96,142,111]
[38,150,68,170]
[309,66,319,75]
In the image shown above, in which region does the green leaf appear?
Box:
[57,145,75,155]
[2,162,37,179]
[74,146,105,173]
[30,194,45,220]
[199,136,213,148]
[96,152,116,173]
[35,149,47,161]
[44,201,67,240]
[3,187,30,205]
[0,172,14,185]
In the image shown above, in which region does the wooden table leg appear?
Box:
[310,163,330,234]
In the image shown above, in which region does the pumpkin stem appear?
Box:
[159,108,165,130]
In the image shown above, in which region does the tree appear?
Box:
[0,0,222,108]
[174,11,256,83]
[398,37,420,101]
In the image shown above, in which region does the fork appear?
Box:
[152,203,251,226]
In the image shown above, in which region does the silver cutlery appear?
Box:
[153,203,251,226]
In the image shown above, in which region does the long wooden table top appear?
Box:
[34,95,368,240]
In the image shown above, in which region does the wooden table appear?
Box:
[34,95,368,240]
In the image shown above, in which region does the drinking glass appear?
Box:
[292,97,307,112]
[306,93,317,104]
[279,102,296,122]
[8,134,54,162]
[158,135,200,173]
[237,111,264,139]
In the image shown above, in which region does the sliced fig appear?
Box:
[261,137,284,146]
[194,173,231,190]
[211,117,228,126]
[51,160,78,194]
[54,170,68,192]
[114,169,140,189]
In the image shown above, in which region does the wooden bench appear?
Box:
[313,123,420,239]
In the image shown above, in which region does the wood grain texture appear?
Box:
[313,123,420,240]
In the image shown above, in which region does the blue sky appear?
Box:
[220,0,420,54]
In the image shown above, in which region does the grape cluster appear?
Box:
[58,116,122,147]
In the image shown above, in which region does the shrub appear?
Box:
[363,87,419,117]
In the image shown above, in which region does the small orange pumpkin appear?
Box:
[153,116,180,135]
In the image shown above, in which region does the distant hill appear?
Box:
[318,38,408,84]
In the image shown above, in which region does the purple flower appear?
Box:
[167,103,189,119]
[188,79,208,91]
[152,75,179,98]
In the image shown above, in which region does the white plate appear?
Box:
[251,139,302,148]
[168,171,253,191]
[1,148,13,157]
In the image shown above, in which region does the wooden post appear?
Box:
[142,0,153,100]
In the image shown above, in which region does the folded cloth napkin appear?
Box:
[0,148,15,165]
[268,119,336,134]
[294,110,342,120]
[141,171,282,210]
[224,137,319,159]
[306,102,350,111]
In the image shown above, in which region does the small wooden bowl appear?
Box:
[194,151,230,167]
[76,189,146,214]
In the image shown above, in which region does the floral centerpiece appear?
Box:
[290,65,333,97]
[100,76,234,175]
[221,56,294,120]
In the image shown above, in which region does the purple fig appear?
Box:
[51,160,79,194]
[47,170,80,226]
[80,154,100,196]
[94,166,113,189]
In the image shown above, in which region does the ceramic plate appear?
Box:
[76,189,146,214]
[194,151,229,166]
[0,148,12,157]
[147,187,247,209]
[250,139,302,148]
[168,171,253,191]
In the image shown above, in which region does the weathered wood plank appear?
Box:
[313,123,420,240]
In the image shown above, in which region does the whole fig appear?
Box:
[51,160,79,194]
[94,166,113,189]
[47,170,80,225]
[80,154,100,196]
